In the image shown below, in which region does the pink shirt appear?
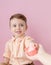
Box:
[3,35,38,65]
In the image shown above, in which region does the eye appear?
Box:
[13,24,16,27]
[20,24,24,27]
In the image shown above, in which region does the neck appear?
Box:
[13,34,25,39]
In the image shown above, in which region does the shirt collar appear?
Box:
[12,34,26,41]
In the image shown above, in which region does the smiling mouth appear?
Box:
[15,31,22,34]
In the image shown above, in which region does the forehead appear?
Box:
[10,18,25,24]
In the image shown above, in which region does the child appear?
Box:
[1,13,38,65]
[0,13,51,65]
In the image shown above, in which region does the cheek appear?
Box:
[20,25,27,32]
[23,27,27,30]
[24,27,27,31]
[10,27,14,32]
[23,28,27,33]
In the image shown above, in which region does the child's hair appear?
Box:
[9,13,27,26]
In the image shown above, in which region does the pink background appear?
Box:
[0,0,51,65]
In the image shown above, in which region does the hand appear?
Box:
[25,44,45,60]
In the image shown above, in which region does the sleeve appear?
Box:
[24,36,39,60]
[3,41,11,59]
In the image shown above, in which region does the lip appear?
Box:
[15,31,22,34]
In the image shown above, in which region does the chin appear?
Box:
[15,34,22,37]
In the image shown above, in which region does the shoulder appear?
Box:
[25,35,34,40]
[25,35,35,47]
[25,35,35,42]
[5,38,12,47]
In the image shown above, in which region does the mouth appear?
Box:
[15,31,22,34]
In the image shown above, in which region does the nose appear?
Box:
[16,25,20,30]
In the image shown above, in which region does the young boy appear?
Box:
[0,13,51,65]
[1,13,38,65]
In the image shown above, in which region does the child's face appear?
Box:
[10,18,27,37]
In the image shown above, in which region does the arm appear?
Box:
[3,42,11,64]
[25,44,51,65]
[24,36,39,60]
[35,44,51,65]
[3,57,10,64]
